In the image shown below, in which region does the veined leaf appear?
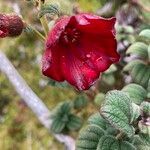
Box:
[96,135,119,150]
[38,3,60,18]
[88,113,110,130]
[123,60,144,73]
[131,63,150,88]
[66,114,82,131]
[139,29,150,40]
[101,90,135,137]
[126,42,148,59]
[122,83,147,104]
[120,141,136,150]
[76,125,105,150]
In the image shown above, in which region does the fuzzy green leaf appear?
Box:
[88,113,110,130]
[51,118,65,133]
[73,95,88,109]
[38,3,60,18]
[133,135,150,150]
[104,64,117,74]
[126,42,148,59]
[131,63,150,88]
[122,83,147,104]
[120,141,136,150]
[123,60,144,73]
[101,90,135,137]
[76,125,105,150]
[139,133,150,146]
[140,101,150,116]
[66,114,82,131]
[96,135,119,150]
[130,103,140,123]
[139,29,150,40]
[94,93,105,106]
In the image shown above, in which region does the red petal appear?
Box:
[61,49,100,90]
[42,46,64,81]
[70,14,116,35]
[46,16,70,48]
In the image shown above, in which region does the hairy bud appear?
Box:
[0,14,24,38]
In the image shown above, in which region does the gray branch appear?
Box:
[0,51,75,150]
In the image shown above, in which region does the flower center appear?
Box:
[60,27,80,45]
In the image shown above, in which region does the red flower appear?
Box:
[0,14,24,38]
[42,14,120,90]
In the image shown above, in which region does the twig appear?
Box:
[0,51,75,150]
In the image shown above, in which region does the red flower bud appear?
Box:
[0,14,24,38]
[42,14,120,90]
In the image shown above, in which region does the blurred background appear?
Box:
[0,0,149,149]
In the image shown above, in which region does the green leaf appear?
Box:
[139,29,150,40]
[102,74,115,86]
[88,113,110,130]
[104,64,117,74]
[101,90,135,137]
[133,135,150,150]
[126,42,148,59]
[122,83,147,104]
[105,127,118,136]
[120,141,136,150]
[130,103,140,123]
[123,60,144,73]
[73,95,88,109]
[139,133,150,146]
[76,125,105,150]
[66,114,82,131]
[148,45,150,61]
[38,3,60,18]
[140,101,150,116]
[94,93,105,106]
[96,135,119,150]
[131,63,150,88]
[51,118,65,133]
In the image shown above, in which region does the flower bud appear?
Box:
[0,13,24,38]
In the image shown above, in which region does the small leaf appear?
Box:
[102,74,115,86]
[123,60,144,73]
[139,29,150,40]
[101,90,135,137]
[97,135,119,150]
[88,113,110,130]
[66,114,82,131]
[76,125,105,150]
[131,63,150,88]
[73,95,88,109]
[120,141,136,150]
[140,101,150,116]
[94,93,105,106]
[139,133,150,146]
[130,103,140,123]
[122,83,147,104]
[148,45,150,62]
[51,118,65,133]
[38,3,60,18]
[104,64,117,74]
[126,42,148,59]
[133,135,150,150]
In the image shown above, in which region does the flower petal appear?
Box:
[61,49,100,90]
[71,14,116,35]
[42,45,64,81]
[46,17,70,48]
